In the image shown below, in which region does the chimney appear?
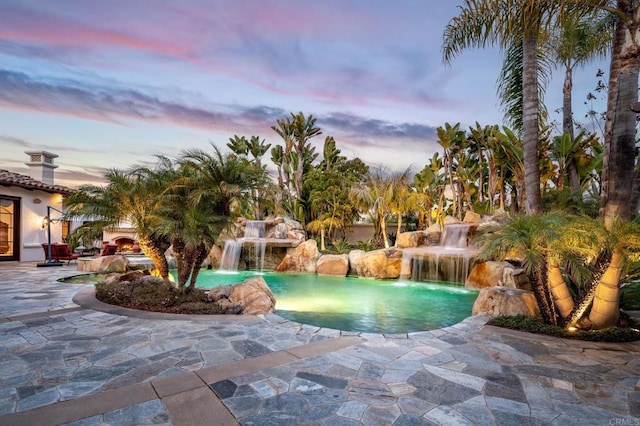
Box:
[25,151,58,185]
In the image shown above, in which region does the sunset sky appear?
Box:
[0,0,608,188]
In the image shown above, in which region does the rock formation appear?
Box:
[274,239,320,273]
[395,231,428,248]
[207,276,276,315]
[316,254,349,276]
[77,255,130,273]
[466,261,530,290]
[472,287,540,318]
[357,248,403,279]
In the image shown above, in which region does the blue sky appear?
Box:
[0,0,608,188]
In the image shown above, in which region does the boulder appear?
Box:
[358,248,403,279]
[472,286,540,318]
[395,231,427,249]
[77,255,129,273]
[463,211,482,224]
[348,250,365,276]
[316,254,349,276]
[424,224,442,246]
[103,270,153,285]
[207,244,223,269]
[466,261,530,290]
[273,223,289,239]
[208,276,275,315]
[443,215,462,225]
[164,245,177,269]
[275,239,319,273]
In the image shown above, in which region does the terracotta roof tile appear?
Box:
[0,169,74,195]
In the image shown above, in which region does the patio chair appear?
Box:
[100,244,118,256]
[42,243,80,265]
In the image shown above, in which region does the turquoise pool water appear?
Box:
[195,271,478,334]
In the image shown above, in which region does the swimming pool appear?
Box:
[195,270,478,334]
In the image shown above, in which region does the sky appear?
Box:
[0,0,609,189]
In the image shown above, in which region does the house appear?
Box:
[0,151,74,262]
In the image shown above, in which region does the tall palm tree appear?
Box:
[271,112,321,224]
[443,0,572,214]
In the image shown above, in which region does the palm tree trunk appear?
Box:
[547,260,574,319]
[320,227,326,251]
[562,66,575,141]
[138,236,171,288]
[630,165,640,213]
[601,0,638,226]
[565,250,610,328]
[188,243,209,290]
[562,65,581,192]
[589,248,624,329]
[395,215,403,247]
[531,262,558,326]
[172,238,188,289]
[522,31,543,214]
[381,217,390,249]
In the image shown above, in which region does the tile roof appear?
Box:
[0,169,74,196]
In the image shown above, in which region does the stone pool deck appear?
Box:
[0,262,638,425]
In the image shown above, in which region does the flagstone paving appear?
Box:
[0,262,639,425]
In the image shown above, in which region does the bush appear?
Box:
[328,237,353,254]
[621,281,640,310]
[488,315,640,342]
[355,239,378,251]
[95,278,225,314]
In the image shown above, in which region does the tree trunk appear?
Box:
[531,262,558,326]
[395,215,403,247]
[562,65,581,192]
[320,227,326,251]
[562,65,575,142]
[522,31,543,214]
[600,0,638,226]
[630,163,640,213]
[547,260,574,320]
[589,248,625,328]
[138,235,171,288]
[565,250,610,328]
[381,217,390,249]
[188,243,209,290]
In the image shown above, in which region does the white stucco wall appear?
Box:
[0,186,65,262]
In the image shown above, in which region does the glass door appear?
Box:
[0,196,20,261]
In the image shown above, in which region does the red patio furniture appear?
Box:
[100,244,118,256]
[41,243,80,265]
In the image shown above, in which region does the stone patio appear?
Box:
[0,262,638,425]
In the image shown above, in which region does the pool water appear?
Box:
[195,270,478,334]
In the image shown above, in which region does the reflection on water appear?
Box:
[195,270,478,334]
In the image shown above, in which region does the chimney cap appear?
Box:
[25,150,59,168]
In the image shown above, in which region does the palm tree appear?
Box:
[443,0,565,214]
[350,170,396,249]
[64,164,173,286]
[436,123,466,218]
[174,145,269,290]
[479,213,563,325]
[271,112,321,224]
[388,170,412,246]
[306,215,341,251]
[562,0,640,326]
[549,9,612,143]
[588,219,640,328]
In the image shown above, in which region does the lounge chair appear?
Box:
[100,244,118,256]
[42,243,80,265]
